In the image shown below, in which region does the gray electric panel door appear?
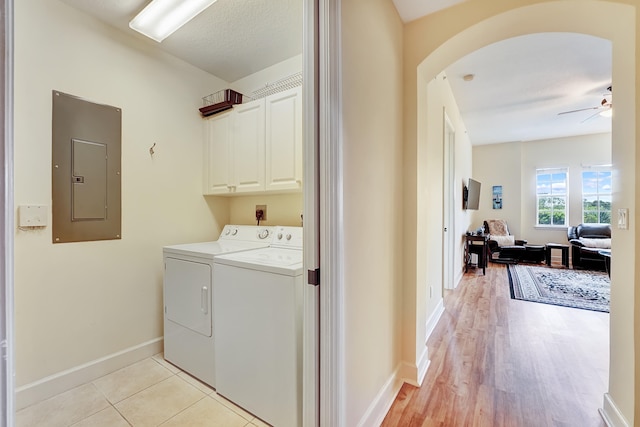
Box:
[52,91,121,243]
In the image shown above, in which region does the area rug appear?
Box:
[507,264,610,312]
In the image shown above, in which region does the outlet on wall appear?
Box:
[256,204,267,221]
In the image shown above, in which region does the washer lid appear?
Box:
[163,240,269,259]
[214,247,303,276]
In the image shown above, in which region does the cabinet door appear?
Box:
[203,111,232,194]
[265,87,303,192]
[232,99,265,193]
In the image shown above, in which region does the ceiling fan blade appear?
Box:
[581,111,602,123]
[557,106,599,115]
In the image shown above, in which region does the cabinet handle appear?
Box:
[201,286,208,314]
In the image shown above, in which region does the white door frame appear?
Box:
[302,0,320,425]
[442,111,455,290]
[316,0,344,425]
[1,0,15,426]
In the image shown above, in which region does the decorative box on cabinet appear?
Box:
[203,86,303,196]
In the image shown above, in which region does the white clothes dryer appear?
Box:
[162,225,273,387]
[213,226,303,427]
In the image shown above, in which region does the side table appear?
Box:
[464,234,489,275]
[546,243,569,267]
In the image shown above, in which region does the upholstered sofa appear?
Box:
[567,223,611,270]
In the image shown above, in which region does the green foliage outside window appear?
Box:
[582,170,611,224]
[536,170,567,226]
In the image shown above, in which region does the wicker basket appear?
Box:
[199,89,243,117]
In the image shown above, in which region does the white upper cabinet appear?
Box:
[203,86,302,196]
[232,99,266,193]
[203,110,233,195]
[265,87,302,192]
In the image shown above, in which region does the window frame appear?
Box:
[535,167,569,227]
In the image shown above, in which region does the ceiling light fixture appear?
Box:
[600,108,613,118]
[129,0,218,43]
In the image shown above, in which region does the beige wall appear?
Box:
[14,0,230,386]
[227,194,303,226]
[404,1,636,424]
[341,0,404,424]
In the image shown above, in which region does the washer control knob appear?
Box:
[231,228,238,236]
[286,234,292,241]
[225,229,230,235]
[258,229,270,239]
[277,232,283,240]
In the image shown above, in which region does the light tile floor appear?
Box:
[16,353,271,427]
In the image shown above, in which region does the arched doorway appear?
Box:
[402,1,636,424]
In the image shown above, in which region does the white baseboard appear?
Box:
[425,299,444,342]
[599,393,630,427]
[16,337,163,410]
[353,299,445,426]
[355,364,405,427]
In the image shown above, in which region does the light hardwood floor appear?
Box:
[382,263,609,427]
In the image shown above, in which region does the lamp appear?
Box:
[129,0,218,42]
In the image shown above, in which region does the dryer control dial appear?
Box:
[286,234,292,241]
[231,228,238,236]
[258,229,270,239]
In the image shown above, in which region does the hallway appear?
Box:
[382,263,609,426]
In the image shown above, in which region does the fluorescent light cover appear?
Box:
[129,0,217,42]
[600,108,613,118]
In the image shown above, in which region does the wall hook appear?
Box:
[149,143,156,157]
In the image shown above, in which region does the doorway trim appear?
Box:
[1,0,15,426]
[316,0,344,425]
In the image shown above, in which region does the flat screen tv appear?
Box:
[465,178,481,210]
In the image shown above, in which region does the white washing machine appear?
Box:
[213,226,303,427]
[162,225,273,387]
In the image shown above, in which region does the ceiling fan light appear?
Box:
[600,108,613,118]
[129,0,218,42]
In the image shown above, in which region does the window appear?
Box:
[582,168,612,224]
[536,168,567,226]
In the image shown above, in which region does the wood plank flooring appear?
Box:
[382,263,609,427]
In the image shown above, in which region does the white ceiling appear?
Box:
[59,0,303,82]
[445,32,612,145]
[58,0,612,146]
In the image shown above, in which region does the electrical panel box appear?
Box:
[52,91,122,243]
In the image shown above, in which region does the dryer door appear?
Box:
[164,257,212,336]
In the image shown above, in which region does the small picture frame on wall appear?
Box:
[492,185,503,209]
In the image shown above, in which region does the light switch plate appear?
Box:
[618,208,629,230]
[19,205,47,227]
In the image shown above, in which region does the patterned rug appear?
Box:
[507,264,610,312]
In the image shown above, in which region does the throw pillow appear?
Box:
[578,237,611,249]
[491,235,515,246]
[486,219,509,236]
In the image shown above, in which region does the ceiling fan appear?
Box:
[557,86,612,122]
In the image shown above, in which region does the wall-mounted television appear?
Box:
[464,178,481,210]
